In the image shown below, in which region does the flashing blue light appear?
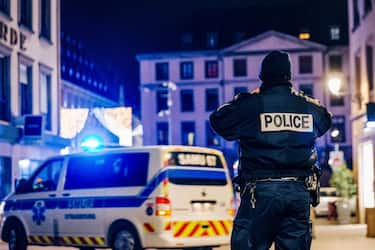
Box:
[80,136,103,152]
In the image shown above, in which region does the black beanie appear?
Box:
[259,50,292,83]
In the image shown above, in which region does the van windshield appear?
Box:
[167,152,227,185]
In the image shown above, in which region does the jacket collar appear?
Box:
[260,81,292,93]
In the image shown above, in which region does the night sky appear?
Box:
[62,0,348,117]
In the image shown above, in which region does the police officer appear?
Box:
[209,51,331,250]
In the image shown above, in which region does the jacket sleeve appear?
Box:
[209,93,251,141]
[314,105,332,138]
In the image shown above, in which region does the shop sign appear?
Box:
[0,21,27,51]
[24,115,43,139]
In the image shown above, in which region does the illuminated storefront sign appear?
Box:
[0,21,27,51]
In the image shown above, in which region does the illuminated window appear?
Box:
[40,71,52,130]
[233,59,247,77]
[40,0,51,40]
[298,55,313,74]
[180,61,194,79]
[205,60,218,78]
[181,121,195,146]
[19,63,32,115]
[19,0,32,29]
[330,26,340,40]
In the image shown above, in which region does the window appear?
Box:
[330,93,345,106]
[40,71,52,130]
[299,84,314,98]
[64,153,149,190]
[0,55,10,121]
[27,159,63,192]
[19,63,32,115]
[181,121,195,146]
[299,55,313,74]
[234,86,248,96]
[157,122,169,145]
[353,0,360,31]
[233,59,247,77]
[206,121,220,146]
[330,116,346,143]
[155,62,169,81]
[206,32,218,48]
[19,0,32,29]
[0,157,11,199]
[156,89,168,113]
[366,45,374,94]
[180,61,194,79]
[180,89,194,112]
[355,55,362,108]
[205,88,219,111]
[40,0,51,40]
[205,60,218,78]
[364,0,373,16]
[0,0,10,15]
[329,55,343,72]
[330,26,340,40]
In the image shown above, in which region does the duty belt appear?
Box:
[240,176,307,209]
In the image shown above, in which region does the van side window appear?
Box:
[29,160,64,192]
[64,153,149,190]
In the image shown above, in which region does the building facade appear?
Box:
[0,0,68,199]
[137,31,351,168]
[347,0,375,223]
[60,32,121,109]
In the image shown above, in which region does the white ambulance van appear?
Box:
[0,146,235,250]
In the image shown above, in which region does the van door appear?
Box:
[13,159,64,239]
[165,152,234,238]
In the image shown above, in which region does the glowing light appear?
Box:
[328,77,342,95]
[80,136,103,151]
[19,159,30,169]
[299,32,311,40]
[331,128,340,138]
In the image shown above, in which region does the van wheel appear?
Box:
[8,223,27,250]
[112,229,142,250]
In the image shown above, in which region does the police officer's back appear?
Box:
[210,51,331,250]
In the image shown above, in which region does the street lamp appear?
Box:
[327,74,344,96]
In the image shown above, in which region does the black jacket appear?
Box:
[210,82,332,179]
